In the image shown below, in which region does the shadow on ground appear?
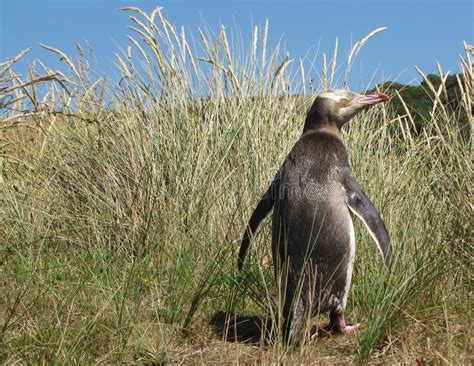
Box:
[210,311,274,344]
[210,311,346,345]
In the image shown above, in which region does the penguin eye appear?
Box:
[339,98,349,107]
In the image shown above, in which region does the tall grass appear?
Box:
[1,6,472,364]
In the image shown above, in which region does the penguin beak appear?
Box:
[352,92,389,109]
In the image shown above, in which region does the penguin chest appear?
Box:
[343,214,356,305]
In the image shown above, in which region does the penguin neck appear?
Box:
[304,122,342,140]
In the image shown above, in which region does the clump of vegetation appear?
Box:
[373,73,472,137]
[0,6,472,364]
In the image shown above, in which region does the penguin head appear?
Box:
[304,89,389,131]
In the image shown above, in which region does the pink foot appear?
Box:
[326,313,359,335]
[339,323,359,334]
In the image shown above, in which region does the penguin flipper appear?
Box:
[342,175,392,266]
[238,174,280,270]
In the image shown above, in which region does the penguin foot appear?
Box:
[325,313,359,335]
[338,323,359,334]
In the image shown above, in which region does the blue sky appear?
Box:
[1,0,473,91]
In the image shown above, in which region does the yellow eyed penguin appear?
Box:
[238,89,392,345]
